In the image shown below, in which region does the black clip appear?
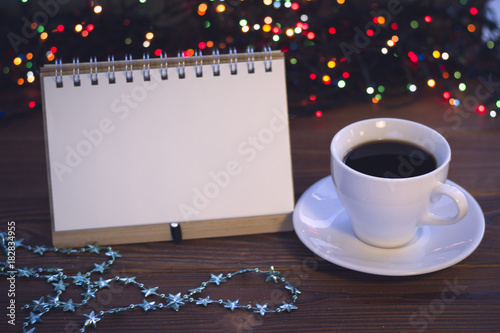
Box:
[170,222,183,242]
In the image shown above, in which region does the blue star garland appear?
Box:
[0,232,300,332]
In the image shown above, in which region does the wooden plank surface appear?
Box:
[1,89,499,332]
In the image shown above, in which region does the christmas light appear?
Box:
[441,52,449,60]
[57,24,64,32]
[94,5,102,14]
[443,91,451,99]
[366,87,375,94]
[29,101,36,108]
[490,110,497,118]
[329,27,336,34]
[145,32,154,40]
[427,79,436,87]
[263,24,271,32]
[381,47,388,54]
[424,16,432,23]
[342,72,349,79]
[322,75,331,85]
[477,105,486,114]
[309,73,317,80]
[408,84,417,92]
[410,20,419,29]
[286,29,294,37]
[242,25,250,33]
[291,2,299,10]
[264,16,272,24]
[470,7,478,15]
[467,24,476,32]
[338,80,346,88]
[75,24,83,32]
[327,60,336,68]
[458,83,466,91]
[432,50,440,58]
[13,57,22,66]
[263,0,272,5]
[216,4,225,13]
[454,71,461,79]
[315,110,323,117]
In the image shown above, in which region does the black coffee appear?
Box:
[343,140,437,178]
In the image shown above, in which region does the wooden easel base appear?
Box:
[52,213,293,247]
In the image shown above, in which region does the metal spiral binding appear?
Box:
[125,54,133,82]
[229,47,238,75]
[72,58,80,86]
[212,49,220,76]
[263,46,272,72]
[194,50,203,78]
[107,55,116,84]
[90,56,98,85]
[51,47,277,87]
[142,53,151,81]
[55,58,63,88]
[160,52,168,80]
[177,52,186,79]
[247,47,255,74]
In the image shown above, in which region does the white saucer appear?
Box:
[293,176,485,276]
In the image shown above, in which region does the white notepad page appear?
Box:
[42,55,294,232]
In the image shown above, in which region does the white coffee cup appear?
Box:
[330,118,468,248]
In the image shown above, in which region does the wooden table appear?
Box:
[1,89,499,332]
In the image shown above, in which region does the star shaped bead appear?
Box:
[87,243,101,254]
[196,296,214,307]
[254,303,271,316]
[52,279,69,292]
[83,311,101,328]
[263,266,280,283]
[93,262,108,273]
[32,297,49,312]
[62,299,76,312]
[26,311,43,324]
[119,276,137,285]
[285,283,301,295]
[33,245,48,255]
[279,302,298,312]
[141,286,159,297]
[105,249,122,260]
[96,277,111,289]
[224,299,241,311]
[73,272,90,286]
[138,299,156,311]
[166,293,185,311]
[208,273,226,286]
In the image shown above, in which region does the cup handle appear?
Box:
[420,182,468,226]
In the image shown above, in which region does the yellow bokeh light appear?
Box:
[40,32,48,40]
[263,24,271,32]
[27,75,35,83]
[241,25,250,33]
[378,17,386,25]
[427,79,436,87]
[13,57,22,66]
[337,0,345,4]
[432,50,441,59]
[145,32,154,40]
[286,28,294,37]
[198,3,208,12]
[216,4,225,12]
[263,0,272,5]
[327,60,336,68]
[387,40,395,47]
[94,5,102,14]
[75,24,83,32]
[264,16,273,25]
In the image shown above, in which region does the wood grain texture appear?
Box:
[1,92,499,332]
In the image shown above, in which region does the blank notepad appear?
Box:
[40,48,294,246]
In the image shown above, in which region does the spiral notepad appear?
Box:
[40,48,294,247]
